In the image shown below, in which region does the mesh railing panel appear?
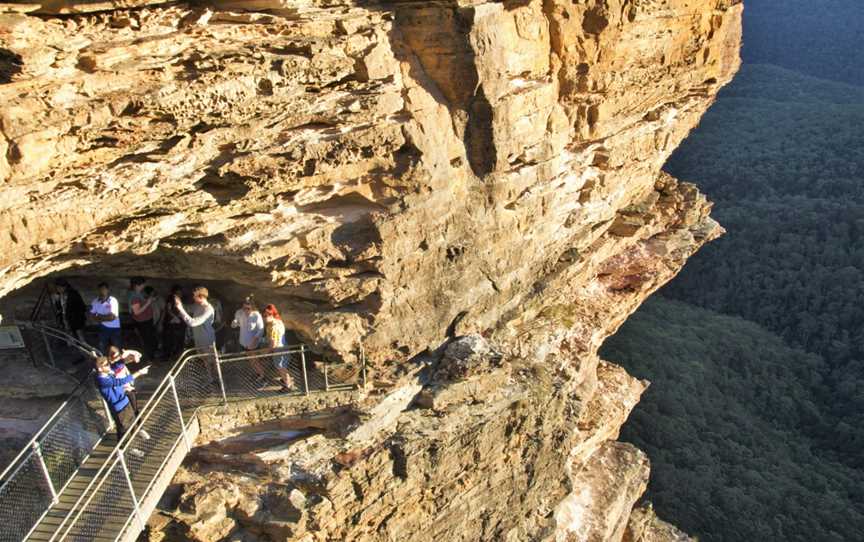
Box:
[173,356,213,408]
[39,387,111,492]
[18,325,54,369]
[172,355,219,421]
[0,376,112,542]
[320,362,361,388]
[18,324,98,374]
[57,354,213,540]
[0,452,56,542]
[123,390,184,496]
[218,348,361,398]
[5,345,363,542]
[0,321,111,542]
[62,458,138,542]
[219,349,303,399]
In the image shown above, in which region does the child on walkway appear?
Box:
[94,356,149,445]
[107,346,145,419]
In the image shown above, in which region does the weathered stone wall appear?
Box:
[0,0,740,361]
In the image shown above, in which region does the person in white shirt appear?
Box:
[231,295,266,382]
[232,296,264,349]
[90,282,122,354]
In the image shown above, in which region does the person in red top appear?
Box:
[128,277,157,362]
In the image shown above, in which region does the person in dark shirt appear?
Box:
[162,285,187,362]
[54,278,87,344]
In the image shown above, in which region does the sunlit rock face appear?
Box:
[0,0,741,540]
[0,0,739,361]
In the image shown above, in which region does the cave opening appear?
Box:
[0,256,364,466]
[0,271,311,363]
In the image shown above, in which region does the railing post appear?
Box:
[33,442,59,504]
[41,330,55,368]
[300,345,309,396]
[101,397,115,431]
[323,362,329,391]
[118,449,146,532]
[213,344,228,405]
[169,375,192,452]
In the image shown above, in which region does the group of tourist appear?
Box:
[55,278,204,361]
[52,278,294,441]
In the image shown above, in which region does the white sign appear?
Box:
[0,326,26,349]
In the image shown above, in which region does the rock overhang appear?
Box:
[0,0,740,369]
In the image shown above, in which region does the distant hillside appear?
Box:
[659,62,864,471]
[601,296,864,542]
[744,0,864,86]
[665,64,864,203]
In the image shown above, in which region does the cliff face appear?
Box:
[0,0,742,540]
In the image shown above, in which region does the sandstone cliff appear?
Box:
[0,0,742,540]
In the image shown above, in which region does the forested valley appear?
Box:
[601,1,864,540]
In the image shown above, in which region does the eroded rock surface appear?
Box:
[0,0,742,540]
[1,0,740,360]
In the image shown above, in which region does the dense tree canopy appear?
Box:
[665,65,864,203]
[662,63,864,470]
[744,0,864,86]
[603,29,864,542]
[602,297,864,542]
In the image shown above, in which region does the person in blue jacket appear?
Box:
[94,356,148,443]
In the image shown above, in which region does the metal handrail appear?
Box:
[4,285,369,541]
[0,323,101,486]
[0,332,199,542]
[20,321,99,359]
[50,343,332,541]
[0,375,92,487]
[49,348,212,541]
[4,338,364,541]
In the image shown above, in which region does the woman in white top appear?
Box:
[90,281,122,354]
[231,296,264,350]
[231,295,267,383]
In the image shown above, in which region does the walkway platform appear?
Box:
[2,338,362,542]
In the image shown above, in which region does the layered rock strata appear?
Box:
[0,0,742,540]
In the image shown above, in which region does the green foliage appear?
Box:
[601,297,864,542]
[662,63,864,470]
[665,65,864,203]
[603,49,864,542]
[744,0,864,86]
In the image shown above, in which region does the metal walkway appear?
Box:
[0,327,363,542]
